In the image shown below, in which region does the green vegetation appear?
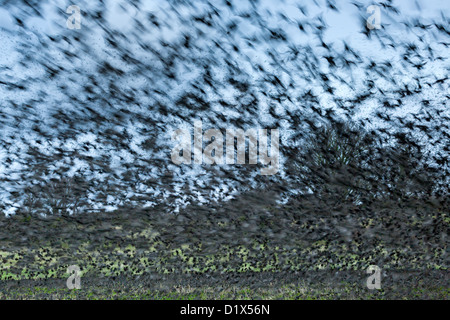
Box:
[1,280,448,300]
[0,203,447,300]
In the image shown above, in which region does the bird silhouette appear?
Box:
[0,0,448,296]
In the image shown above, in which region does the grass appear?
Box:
[0,204,448,299]
[0,237,447,299]
[1,277,448,300]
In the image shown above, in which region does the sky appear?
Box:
[0,0,449,215]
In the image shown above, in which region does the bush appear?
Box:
[293,121,373,205]
[21,175,89,216]
[293,120,442,206]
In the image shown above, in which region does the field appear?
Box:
[0,198,448,300]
